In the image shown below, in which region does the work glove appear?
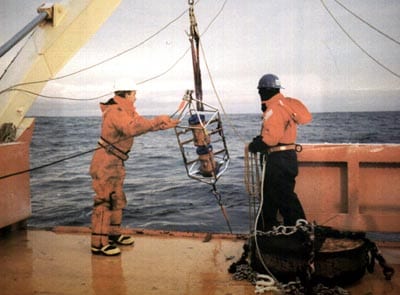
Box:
[248,135,268,154]
[160,118,180,130]
[154,115,179,130]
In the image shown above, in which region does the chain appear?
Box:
[280,281,305,295]
[279,281,349,295]
[232,264,258,284]
[305,221,316,282]
[254,219,312,237]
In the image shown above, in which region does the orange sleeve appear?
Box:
[105,107,157,137]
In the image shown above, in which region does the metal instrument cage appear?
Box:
[174,92,230,185]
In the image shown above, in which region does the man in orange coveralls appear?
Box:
[90,78,179,256]
[249,73,312,231]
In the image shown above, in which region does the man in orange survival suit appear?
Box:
[249,74,312,231]
[90,78,179,256]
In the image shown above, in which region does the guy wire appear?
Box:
[0,0,226,101]
[333,0,400,45]
[0,5,190,93]
[320,0,400,79]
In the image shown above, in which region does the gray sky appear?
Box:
[1,0,399,116]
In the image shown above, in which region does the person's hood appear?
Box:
[100,96,136,115]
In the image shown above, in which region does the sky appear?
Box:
[1,0,399,116]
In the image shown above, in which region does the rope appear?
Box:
[0,144,99,180]
[0,97,188,180]
[252,154,279,282]
[320,0,400,79]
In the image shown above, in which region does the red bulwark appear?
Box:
[0,120,35,228]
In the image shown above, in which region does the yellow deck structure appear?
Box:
[0,227,399,295]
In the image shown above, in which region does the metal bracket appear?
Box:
[37,3,66,27]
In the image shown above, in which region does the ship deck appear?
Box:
[0,227,399,295]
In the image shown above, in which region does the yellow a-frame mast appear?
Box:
[0,0,121,139]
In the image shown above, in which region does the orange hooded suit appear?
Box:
[90,95,176,248]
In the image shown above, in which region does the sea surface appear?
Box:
[28,112,400,234]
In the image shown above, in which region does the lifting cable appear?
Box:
[320,0,400,79]
[173,0,232,233]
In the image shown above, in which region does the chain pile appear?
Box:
[229,220,352,294]
[232,264,258,284]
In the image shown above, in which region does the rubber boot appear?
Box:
[91,205,121,256]
[109,209,134,246]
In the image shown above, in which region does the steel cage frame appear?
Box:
[174,93,230,185]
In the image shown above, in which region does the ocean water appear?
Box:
[28,112,400,233]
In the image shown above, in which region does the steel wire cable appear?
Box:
[0,3,193,95]
[320,0,400,79]
[5,45,191,101]
[333,0,400,46]
[8,87,111,101]
[199,41,247,145]
[0,0,226,102]
[0,30,37,80]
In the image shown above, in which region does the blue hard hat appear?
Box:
[257,74,284,89]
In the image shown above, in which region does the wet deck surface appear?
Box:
[0,227,399,295]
